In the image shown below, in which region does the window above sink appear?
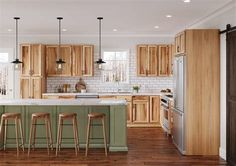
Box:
[102,50,129,84]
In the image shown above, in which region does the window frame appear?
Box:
[101,49,130,84]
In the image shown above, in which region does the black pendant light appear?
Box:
[12,17,23,70]
[56,17,65,72]
[96,17,105,70]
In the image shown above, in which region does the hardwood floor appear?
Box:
[0,128,226,166]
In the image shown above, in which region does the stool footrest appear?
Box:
[5,137,24,140]
[90,124,103,126]
[32,137,51,139]
[2,124,16,126]
[32,123,46,126]
[60,137,79,139]
[60,124,73,126]
[89,137,105,139]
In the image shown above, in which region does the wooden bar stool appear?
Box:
[0,113,24,156]
[85,112,107,157]
[56,113,79,156]
[28,112,53,156]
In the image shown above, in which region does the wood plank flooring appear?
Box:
[0,128,226,166]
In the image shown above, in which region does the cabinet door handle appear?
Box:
[177,46,180,52]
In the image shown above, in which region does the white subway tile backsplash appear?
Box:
[47,52,174,93]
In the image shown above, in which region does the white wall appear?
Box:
[0,35,174,97]
[189,0,236,160]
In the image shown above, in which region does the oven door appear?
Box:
[160,103,169,132]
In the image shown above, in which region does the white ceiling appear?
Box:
[0,0,233,36]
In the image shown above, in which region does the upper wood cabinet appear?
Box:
[175,31,186,54]
[20,77,46,99]
[137,45,158,76]
[169,44,175,75]
[158,45,169,76]
[137,45,148,76]
[72,45,94,76]
[46,45,72,76]
[21,44,45,77]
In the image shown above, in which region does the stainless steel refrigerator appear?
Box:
[172,55,186,154]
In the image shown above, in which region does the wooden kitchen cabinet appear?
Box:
[20,77,46,99]
[99,95,132,124]
[173,29,220,155]
[99,95,160,127]
[132,96,149,123]
[21,44,45,77]
[169,44,175,75]
[72,45,94,76]
[158,45,170,76]
[137,45,148,76]
[137,44,174,77]
[46,45,72,76]
[149,96,160,124]
[116,96,132,124]
[137,45,158,76]
[20,77,30,99]
[175,31,186,54]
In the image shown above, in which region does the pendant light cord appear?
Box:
[16,18,18,59]
[58,18,61,60]
[97,17,103,60]
[15,17,19,60]
[57,17,63,60]
[99,18,101,59]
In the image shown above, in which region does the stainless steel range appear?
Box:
[160,94,173,135]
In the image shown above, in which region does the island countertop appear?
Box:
[0,99,127,106]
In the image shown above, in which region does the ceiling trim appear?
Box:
[186,0,236,29]
[0,33,174,38]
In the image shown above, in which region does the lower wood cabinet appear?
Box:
[149,96,160,123]
[132,96,149,123]
[20,77,46,99]
[99,95,160,127]
[116,96,132,124]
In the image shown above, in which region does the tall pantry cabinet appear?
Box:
[20,44,46,99]
[174,29,220,155]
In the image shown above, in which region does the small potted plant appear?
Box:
[133,85,140,93]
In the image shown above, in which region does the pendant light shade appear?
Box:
[12,17,23,70]
[96,17,105,70]
[56,17,65,72]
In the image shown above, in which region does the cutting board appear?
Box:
[75,78,86,92]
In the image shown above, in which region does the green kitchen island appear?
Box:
[0,99,128,152]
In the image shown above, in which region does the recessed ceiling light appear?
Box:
[183,0,191,2]
[166,15,172,18]
[154,26,159,29]
[7,29,12,32]
[62,28,67,32]
[113,29,118,32]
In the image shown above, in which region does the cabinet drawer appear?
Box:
[58,95,75,99]
[116,95,132,102]
[99,95,116,99]
[133,96,149,101]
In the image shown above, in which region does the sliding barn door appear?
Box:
[227,30,236,166]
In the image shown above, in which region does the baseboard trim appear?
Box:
[109,146,128,152]
[219,147,226,160]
